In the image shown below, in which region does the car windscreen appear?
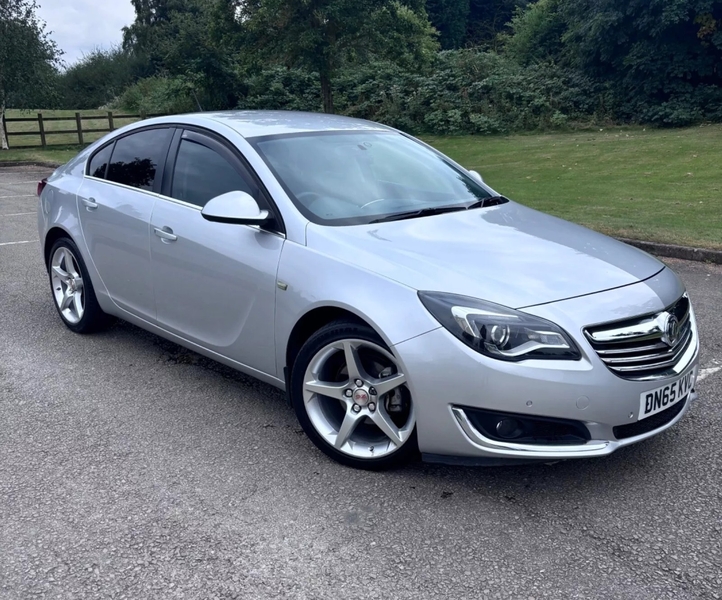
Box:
[248,131,494,226]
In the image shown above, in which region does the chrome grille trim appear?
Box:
[584,294,695,381]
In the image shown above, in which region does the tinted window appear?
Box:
[88,143,113,179]
[171,139,253,207]
[107,128,173,191]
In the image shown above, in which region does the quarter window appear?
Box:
[107,128,173,191]
[88,144,113,179]
[171,139,253,207]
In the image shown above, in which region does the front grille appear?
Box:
[613,397,688,440]
[584,294,693,380]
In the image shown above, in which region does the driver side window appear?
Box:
[171,139,254,208]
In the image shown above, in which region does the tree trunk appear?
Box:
[0,102,8,151]
[320,72,334,114]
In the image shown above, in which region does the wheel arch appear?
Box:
[285,306,376,376]
[43,226,74,268]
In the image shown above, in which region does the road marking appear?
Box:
[1,212,35,217]
[698,364,722,383]
[0,194,35,199]
[0,240,37,247]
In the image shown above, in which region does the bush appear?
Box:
[233,50,604,135]
[340,50,603,134]
[54,47,149,110]
[236,67,321,112]
[114,76,198,115]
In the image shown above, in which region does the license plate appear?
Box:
[639,367,696,420]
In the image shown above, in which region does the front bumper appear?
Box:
[393,278,700,463]
[448,392,696,461]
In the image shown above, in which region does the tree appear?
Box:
[55,47,141,109]
[240,0,438,113]
[467,0,529,48]
[122,0,241,109]
[504,0,566,64]
[427,0,470,49]
[559,0,722,124]
[0,0,61,149]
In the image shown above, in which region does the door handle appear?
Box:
[82,197,98,211]
[154,226,178,243]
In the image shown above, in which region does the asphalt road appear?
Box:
[1,166,721,600]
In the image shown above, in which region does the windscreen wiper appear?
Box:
[464,195,508,209]
[370,195,508,223]
[370,205,468,223]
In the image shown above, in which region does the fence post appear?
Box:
[37,113,47,148]
[75,112,84,145]
[107,111,115,132]
[0,110,7,150]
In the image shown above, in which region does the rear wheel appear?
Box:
[290,320,418,469]
[47,238,111,333]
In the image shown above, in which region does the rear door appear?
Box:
[77,127,174,320]
[149,129,285,376]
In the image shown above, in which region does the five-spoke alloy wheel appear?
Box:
[291,321,418,469]
[47,238,111,333]
[50,246,85,325]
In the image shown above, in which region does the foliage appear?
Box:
[54,47,142,110]
[559,0,722,126]
[236,50,603,135]
[426,0,470,49]
[0,0,61,148]
[466,0,529,47]
[503,0,566,64]
[236,67,321,112]
[29,0,722,134]
[114,75,198,115]
[239,0,438,113]
[122,0,240,109]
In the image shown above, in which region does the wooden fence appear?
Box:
[1,111,168,149]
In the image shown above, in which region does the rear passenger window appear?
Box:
[107,128,173,191]
[171,139,254,207]
[88,144,113,179]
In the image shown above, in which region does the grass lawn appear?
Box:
[2,114,720,249]
[0,145,81,164]
[425,124,722,250]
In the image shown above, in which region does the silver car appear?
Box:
[37,111,700,469]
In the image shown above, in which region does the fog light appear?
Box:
[496,418,523,439]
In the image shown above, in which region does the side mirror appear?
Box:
[468,170,484,184]
[201,191,269,225]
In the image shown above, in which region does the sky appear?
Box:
[36,0,136,67]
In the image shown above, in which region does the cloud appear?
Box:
[36,0,136,66]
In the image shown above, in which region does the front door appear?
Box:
[77,127,174,320]
[149,130,284,376]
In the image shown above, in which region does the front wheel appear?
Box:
[290,320,418,470]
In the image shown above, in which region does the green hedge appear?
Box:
[117,50,608,134]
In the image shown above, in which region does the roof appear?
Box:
[193,110,391,138]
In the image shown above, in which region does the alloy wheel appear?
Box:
[50,247,85,325]
[302,339,415,459]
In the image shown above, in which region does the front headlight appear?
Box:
[418,292,581,361]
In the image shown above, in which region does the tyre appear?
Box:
[47,237,112,333]
[290,320,418,469]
